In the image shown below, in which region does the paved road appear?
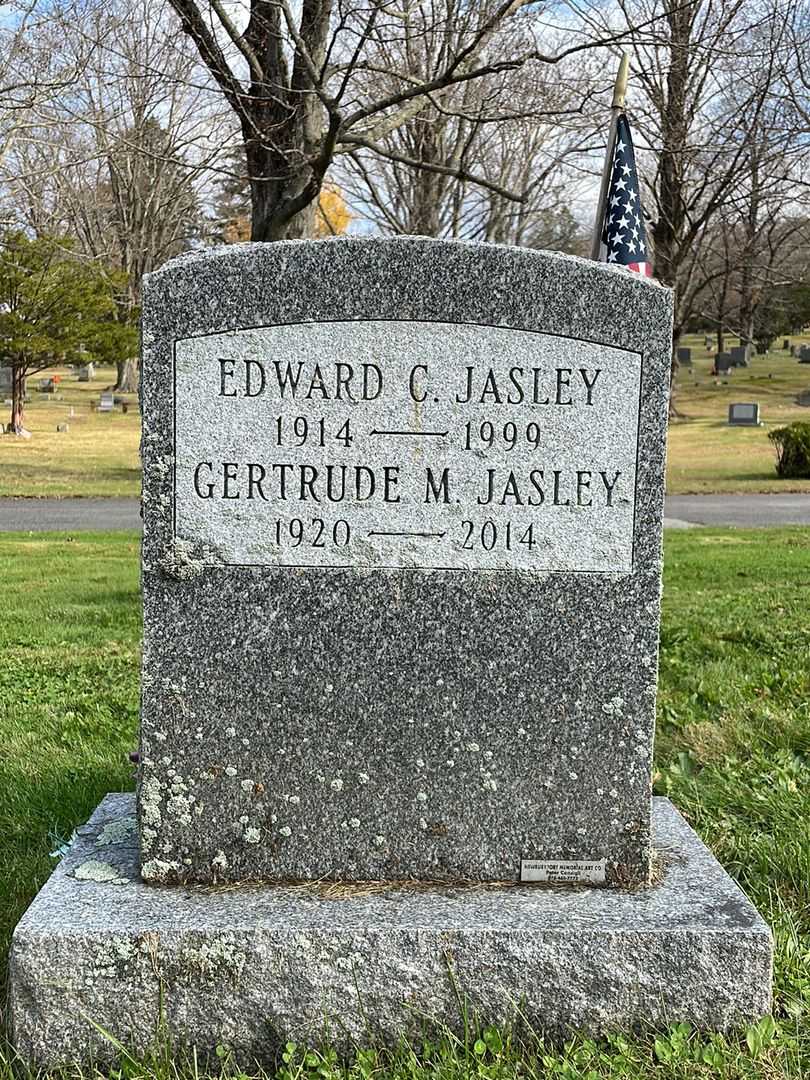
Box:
[665,493,809,528]
[0,498,142,532]
[1,493,808,532]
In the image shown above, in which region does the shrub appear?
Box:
[769,421,810,478]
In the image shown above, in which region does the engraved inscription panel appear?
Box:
[174,320,642,571]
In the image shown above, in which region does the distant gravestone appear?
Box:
[677,346,692,366]
[715,353,732,373]
[39,378,56,393]
[799,346,810,364]
[790,345,797,357]
[783,338,790,350]
[796,390,810,406]
[9,239,772,1066]
[730,346,748,367]
[56,423,69,433]
[98,392,114,412]
[728,402,760,426]
[78,363,95,382]
[0,366,12,391]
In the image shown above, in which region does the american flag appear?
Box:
[600,114,652,277]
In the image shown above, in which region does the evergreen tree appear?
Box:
[0,232,137,436]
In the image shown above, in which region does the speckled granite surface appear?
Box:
[9,794,772,1067]
[139,239,672,885]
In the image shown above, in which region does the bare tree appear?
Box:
[337,18,600,248]
[162,0,628,241]
[582,0,799,412]
[679,11,809,360]
[2,0,219,390]
[694,213,736,353]
[0,2,84,202]
[733,145,808,357]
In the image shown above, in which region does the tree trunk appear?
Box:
[115,356,139,393]
[251,194,318,240]
[738,254,755,362]
[740,309,755,361]
[715,243,731,358]
[9,366,30,437]
[285,202,317,240]
[669,329,683,418]
[247,135,320,242]
[651,4,693,422]
[409,169,445,236]
[739,144,760,363]
[405,124,447,236]
[653,231,682,420]
[738,254,755,361]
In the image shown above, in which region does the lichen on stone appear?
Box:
[141,856,182,881]
[602,696,626,717]
[74,860,129,885]
[161,538,225,581]
[96,817,137,847]
[139,775,164,850]
[179,934,247,984]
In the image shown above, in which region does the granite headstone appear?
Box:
[138,239,671,888]
[728,402,760,426]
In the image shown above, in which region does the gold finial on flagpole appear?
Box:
[612,53,629,111]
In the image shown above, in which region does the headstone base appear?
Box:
[9,794,771,1068]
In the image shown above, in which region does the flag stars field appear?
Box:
[599,114,652,277]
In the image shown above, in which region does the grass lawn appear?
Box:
[2,342,810,499]
[0,365,140,497]
[1,528,809,1077]
[668,335,810,495]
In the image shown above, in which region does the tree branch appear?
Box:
[166,0,247,117]
[209,0,264,83]
[341,133,526,203]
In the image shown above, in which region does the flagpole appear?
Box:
[590,53,630,261]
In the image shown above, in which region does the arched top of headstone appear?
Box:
[144,237,670,358]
